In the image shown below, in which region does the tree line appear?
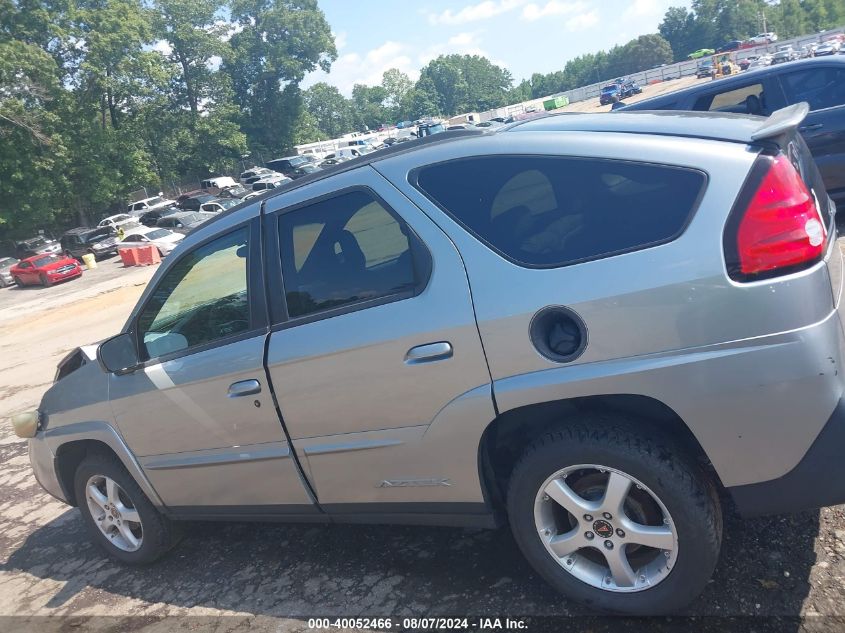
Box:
[1,0,335,237]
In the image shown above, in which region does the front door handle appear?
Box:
[228,379,261,397]
[405,342,453,365]
[800,123,823,132]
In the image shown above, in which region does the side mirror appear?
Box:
[97,333,140,374]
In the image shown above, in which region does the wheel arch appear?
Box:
[478,394,723,513]
[48,421,164,508]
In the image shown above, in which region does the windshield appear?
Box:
[33,255,59,267]
[145,197,165,205]
[601,85,617,92]
[21,237,49,248]
[0,257,18,268]
[83,228,112,243]
[145,229,170,240]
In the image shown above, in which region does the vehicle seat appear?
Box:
[745,94,762,115]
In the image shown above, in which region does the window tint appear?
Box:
[693,83,766,114]
[278,190,417,318]
[415,156,705,268]
[137,228,249,360]
[780,67,845,111]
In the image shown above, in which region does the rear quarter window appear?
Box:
[414,156,706,268]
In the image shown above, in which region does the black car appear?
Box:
[696,59,715,78]
[621,57,845,211]
[265,155,310,178]
[716,40,743,53]
[60,227,119,260]
[139,206,182,227]
[289,164,322,179]
[14,235,61,258]
[177,193,216,211]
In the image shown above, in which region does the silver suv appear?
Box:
[15,104,845,614]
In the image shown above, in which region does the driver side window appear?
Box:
[136,227,250,360]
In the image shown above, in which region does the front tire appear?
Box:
[507,420,721,615]
[40,273,52,287]
[73,451,177,564]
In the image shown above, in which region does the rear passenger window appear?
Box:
[415,156,705,268]
[278,189,422,318]
[693,83,766,114]
[780,67,845,111]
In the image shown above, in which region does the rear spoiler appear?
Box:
[750,102,809,143]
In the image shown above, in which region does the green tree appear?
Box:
[381,68,412,119]
[400,76,439,119]
[303,81,354,138]
[226,0,335,154]
[351,83,388,130]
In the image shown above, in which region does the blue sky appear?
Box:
[303,0,694,95]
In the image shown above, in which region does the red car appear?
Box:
[9,254,82,287]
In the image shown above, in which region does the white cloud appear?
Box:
[151,40,172,56]
[334,31,347,51]
[418,31,506,68]
[302,40,419,96]
[428,0,526,26]
[623,0,667,19]
[521,0,587,21]
[566,9,599,31]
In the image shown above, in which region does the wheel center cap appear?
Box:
[592,519,614,538]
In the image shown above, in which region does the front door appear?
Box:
[263,169,495,515]
[778,64,845,210]
[108,219,314,517]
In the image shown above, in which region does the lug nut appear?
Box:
[583,514,593,521]
[616,528,625,538]
[604,540,614,550]
[584,531,594,540]
[603,512,612,520]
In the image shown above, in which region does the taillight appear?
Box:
[725,154,827,281]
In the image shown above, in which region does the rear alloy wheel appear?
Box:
[507,422,721,614]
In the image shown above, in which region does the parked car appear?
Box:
[687,48,715,59]
[746,56,772,71]
[750,32,777,44]
[14,235,61,258]
[200,198,241,213]
[771,45,798,64]
[218,185,250,199]
[60,227,120,260]
[119,227,185,256]
[621,57,845,212]
[800,43,819,58]
[139,206,183,228]
[155,211,215,235]
[265,155,310,178]
[19,103,845,616]
[177,193,216,211]
[98,214,139,233]
[599,78,640,105]
[289,164,321,179]
[716,40,744,53]
[738,56,757,71]
[239,167,275,186]
[319,155,349,167]
[252,176,291,192]
[814,40,841,57]
[200,177,238,196]
[696,59,715,78]
[0,256,19,287]
[127,195,175,216]
[9,253,81,287]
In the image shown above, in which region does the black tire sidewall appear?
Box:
[507,429,721,615]
[73,453,172,564]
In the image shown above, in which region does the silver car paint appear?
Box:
[263,167,495,503]
[29,124,845,514]
[375,130,845,486]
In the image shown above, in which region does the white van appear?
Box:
[200,176,237,195]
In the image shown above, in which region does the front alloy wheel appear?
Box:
[534,465,677,592]
[85,475,143,552]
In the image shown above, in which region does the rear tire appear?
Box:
[74,451,178,564]
[506,419,721,615]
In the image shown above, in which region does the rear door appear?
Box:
[263,168,494,513]
[777,64,845,209]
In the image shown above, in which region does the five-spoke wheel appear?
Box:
[85,474,143,552]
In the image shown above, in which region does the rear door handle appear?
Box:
[800,123,823,132]
[405,342,453,364]
[228,379,261,397]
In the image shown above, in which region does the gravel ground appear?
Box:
[1,244,845,632]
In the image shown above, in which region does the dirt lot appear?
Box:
[2,227,845,632]
[556,75,703,113]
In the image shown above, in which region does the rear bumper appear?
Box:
[729,397,845,516]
